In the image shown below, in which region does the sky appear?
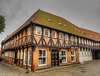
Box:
[0,0,100,46]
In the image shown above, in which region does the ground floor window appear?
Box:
[24,50,27,65]
[62,50,67,63]
[20,50,23,59]
[28,50,32,66]
[38,49,47,66]
[71,51,76,62]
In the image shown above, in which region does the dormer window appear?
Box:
[90,35,93,37]
[74,28,77,30]
[96,36,99,38]
[48,19,51,22]
[65,24,67,27]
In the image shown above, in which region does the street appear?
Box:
[0,60,100,76]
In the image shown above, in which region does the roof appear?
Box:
[3,9,100,42]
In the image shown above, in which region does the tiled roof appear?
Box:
[3,9,100,42]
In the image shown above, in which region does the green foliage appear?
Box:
[0,15,5,33]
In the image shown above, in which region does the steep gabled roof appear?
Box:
[3,9,100,42]
[33,9,100,41]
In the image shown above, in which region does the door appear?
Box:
[14,51,17,64]
[51,49,59,67]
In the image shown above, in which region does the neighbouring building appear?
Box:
[1,9,100,71]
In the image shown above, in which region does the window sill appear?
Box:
[38,64,47,66]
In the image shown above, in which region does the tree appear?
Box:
[0,15,5,33]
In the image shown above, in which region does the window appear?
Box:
[85,52,86,57]
[9,51,11,57]
[62,51,67,63]
[44,28,49,37]
[5,51,8,57]
[79,37,81,43]
[65,34,68,40]
[84,39,86,44]
[36,26,42,35]
[20,50,23,59]
[39,50,47,66]
[82,38,84,44]
[15,37,17,43]
[16,36,19,40]
[71,35,74,42]
[82,52,84,57]
[28,27,32,35]
[28,50,32,66]
[75,36,77,42]
[24,50,27,65]
[52,30,56,38]
[60,32,64,40]
[71,51,75,62]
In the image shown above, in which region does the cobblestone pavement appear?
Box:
[0,60,100,76]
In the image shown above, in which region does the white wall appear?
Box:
[79,48,92,63]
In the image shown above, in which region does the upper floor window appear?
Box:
[36,26,42,35]
[44,28,49,37]
[28,27,32,35]
[60,32,64,40]
[82,38,84,44]
[75,36,77,42]
[52,30,56,38]
[16,36,19,40]
[71,35,74,42]
[79,37,81,43]
[65,34,68,40]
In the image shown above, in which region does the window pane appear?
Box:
[43,58,46,64]
[45,28,49,37]
[39,50,42,57]
[43,50,46,56]
[71,56,75,61]
[71,51,74,55]
[62,57,66,62]
[39,58,42,65]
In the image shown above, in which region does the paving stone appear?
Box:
[0,60,100,76]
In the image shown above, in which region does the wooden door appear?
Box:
[51,49,59,67]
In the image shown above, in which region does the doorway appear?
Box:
[51,49,59,67]
[14,51,17,64]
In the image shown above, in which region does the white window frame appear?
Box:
[38,49,47,66]
[9,51,11,57]
[28,27,32,35]
[60,32,64,40]
[65,34,68,40]
[52,30,56,38]
[71,50,76,62]
[20,50,23,59]
[71,35,74,42]
[36,26,42,35]
[44,28,49,37]
[79,37,81,43]
[62,50,67,63]
[24,50,27,65]
[75,36,77,42]
[28,49,32,66]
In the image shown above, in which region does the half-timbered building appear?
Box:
[1,9,100,71]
